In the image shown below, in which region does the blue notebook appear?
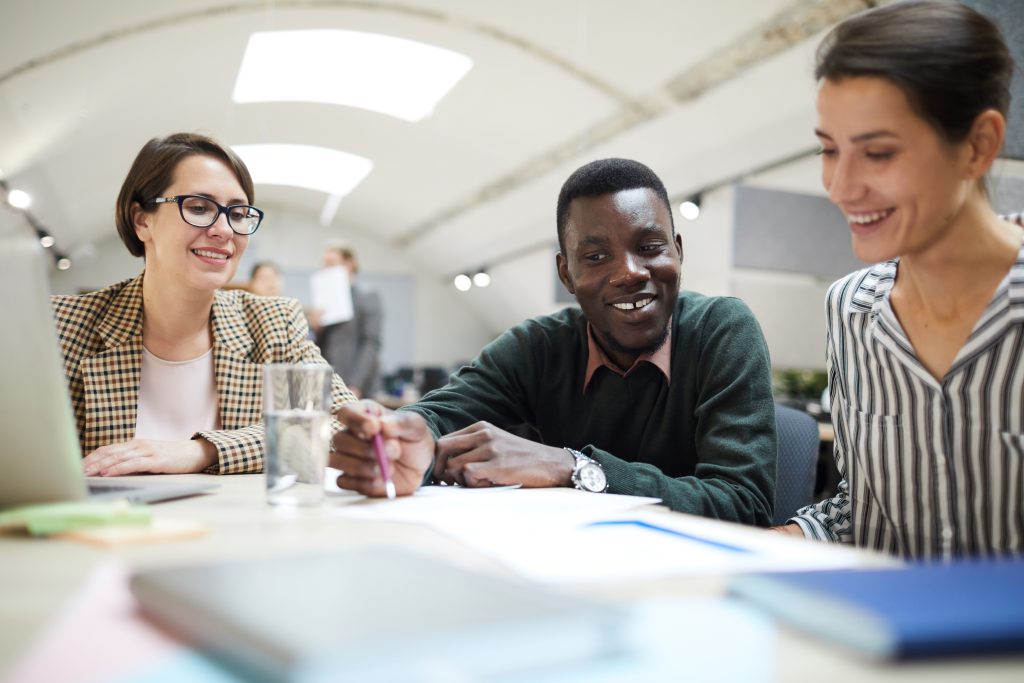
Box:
[729,557,1024,659]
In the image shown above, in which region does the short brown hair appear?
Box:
[816,0,1013,145]
[324,240,359,274]
[115,133,256,257]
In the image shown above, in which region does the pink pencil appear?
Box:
[369,411,396,499]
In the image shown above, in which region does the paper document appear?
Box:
[309,266,353,326]
[332,487,871,584]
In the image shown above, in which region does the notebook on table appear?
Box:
[130,547,628,682]
[0,235,217,508]
[730,556,1024,659]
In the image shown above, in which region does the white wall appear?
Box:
[676,184,735,298]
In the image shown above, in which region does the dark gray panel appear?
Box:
[733,185,864,280]
[963,0,1024,160]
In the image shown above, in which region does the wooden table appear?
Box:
[2,475,1021,682]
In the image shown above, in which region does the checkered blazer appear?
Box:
[51,274,356,474]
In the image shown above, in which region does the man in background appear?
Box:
[311,243,383,399]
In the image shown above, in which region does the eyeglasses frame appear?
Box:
[149,195,264,236]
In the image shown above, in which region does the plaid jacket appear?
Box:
[51,274,356,474]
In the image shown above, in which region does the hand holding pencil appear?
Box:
[330,400,434,498]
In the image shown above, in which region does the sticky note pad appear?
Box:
[0,501,151,535]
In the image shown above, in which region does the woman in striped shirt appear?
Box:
[775,0,1024,557]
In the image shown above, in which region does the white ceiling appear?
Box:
[2,0,886,310]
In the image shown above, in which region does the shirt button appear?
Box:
[936,455,946,466]
[941,528,953,540]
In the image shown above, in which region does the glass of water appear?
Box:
[263,363,333,506]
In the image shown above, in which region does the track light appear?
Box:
[7,188,32,209]
[453,273,472,291]
[678,193,702,221]
[472,270,491,287]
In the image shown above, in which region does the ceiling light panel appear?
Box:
[233,30,473,122]
[232,144,373,198]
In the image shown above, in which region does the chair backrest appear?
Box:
[772,404,820,526]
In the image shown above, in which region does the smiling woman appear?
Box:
[776,0,1024,558]
[50,133,356,477]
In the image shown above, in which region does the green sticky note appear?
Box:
[0,501,151,536]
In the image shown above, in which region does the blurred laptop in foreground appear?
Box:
[131,547,627,682]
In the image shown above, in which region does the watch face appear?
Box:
[577,462,607,492]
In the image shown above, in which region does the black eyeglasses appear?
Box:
[150,195,264,236]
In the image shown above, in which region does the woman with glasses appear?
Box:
[774,1,1023,557]
[52,133,355,476]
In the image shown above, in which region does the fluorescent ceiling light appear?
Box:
[233,30,473,122]
[232,144,373,199]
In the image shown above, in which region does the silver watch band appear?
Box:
[565,447,608,493]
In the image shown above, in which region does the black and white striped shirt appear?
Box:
[792,214,1024,558]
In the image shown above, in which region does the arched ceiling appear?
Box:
[1,0,883,287]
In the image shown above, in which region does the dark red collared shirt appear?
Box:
[582,318,673,392]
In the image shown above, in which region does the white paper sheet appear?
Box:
[310,266,353,326]
[330,486,873,584]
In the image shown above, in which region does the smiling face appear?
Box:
[816,76,977,264]
[133,154,250,294]
[557,188,682,370]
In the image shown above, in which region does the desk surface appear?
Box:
[2,474,1022,683]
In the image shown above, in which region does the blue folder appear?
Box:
[729,556,1024,659]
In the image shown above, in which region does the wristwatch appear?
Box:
[565,448,608,493]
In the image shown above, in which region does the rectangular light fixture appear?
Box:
[232,144,373,199]
[233,30,473,122]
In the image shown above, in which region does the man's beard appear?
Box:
[600,324,670,363]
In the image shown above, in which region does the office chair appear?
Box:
[772,404,820,526]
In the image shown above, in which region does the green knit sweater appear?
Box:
[404,291,777,525]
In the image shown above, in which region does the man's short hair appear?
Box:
[555,158,674,253]
[324,239,358,274]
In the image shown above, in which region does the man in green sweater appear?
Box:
[332,158,777,525]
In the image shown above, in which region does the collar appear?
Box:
[94,271,255,357]
[583,317,673,392]
[95,273,145,348]
[846,214,1024,317]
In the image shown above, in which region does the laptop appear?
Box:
[131,547,627,681]
[0,234,217,508]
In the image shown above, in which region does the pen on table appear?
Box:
[368,409,396,499]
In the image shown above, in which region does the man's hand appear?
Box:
[82,438,217,476]
[435,422,574,488]
[331,400,433,497]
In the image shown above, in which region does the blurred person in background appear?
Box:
[311,242,383,399]
[248,260,284,297]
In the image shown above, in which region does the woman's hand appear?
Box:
[82,438,218,476]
